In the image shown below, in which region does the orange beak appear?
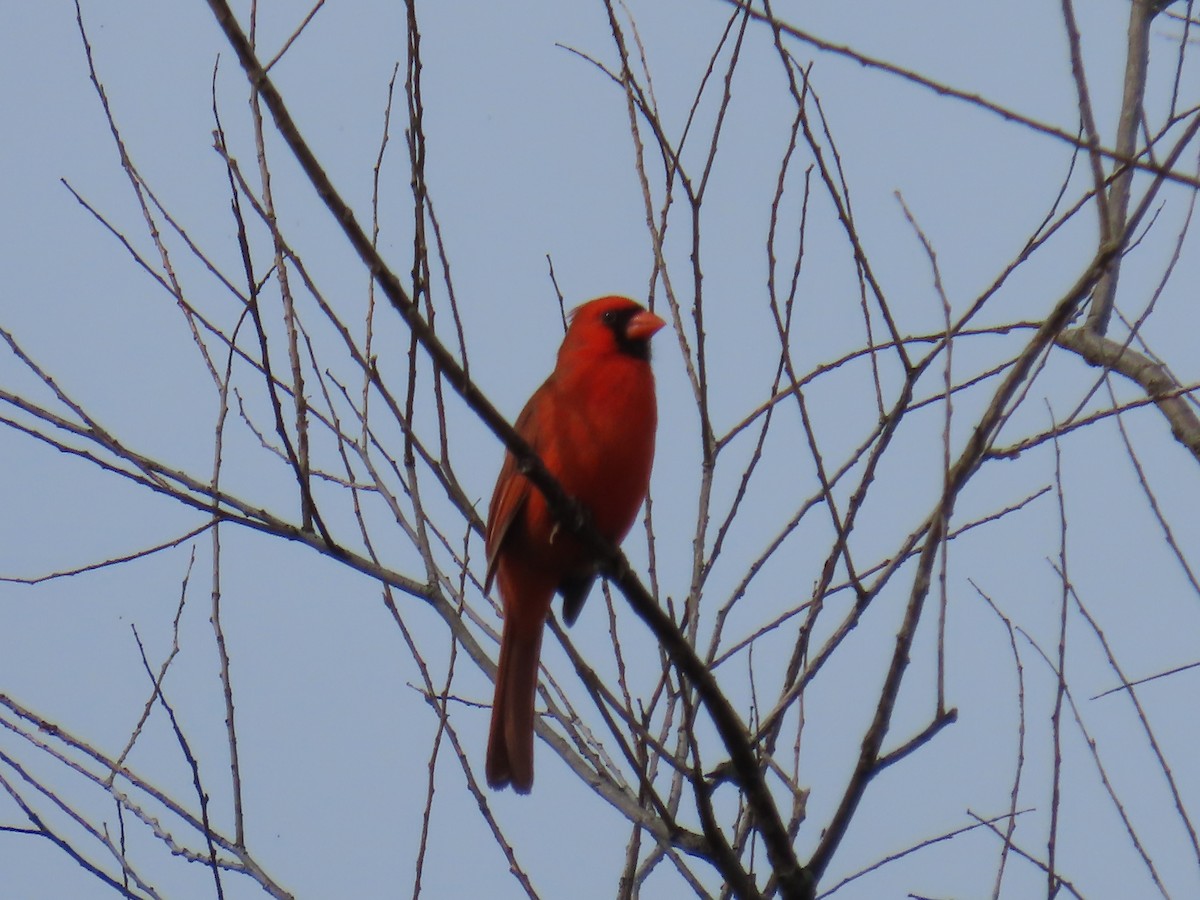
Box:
[626,309,667,341]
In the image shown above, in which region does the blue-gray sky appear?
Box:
[3,2,1199,898]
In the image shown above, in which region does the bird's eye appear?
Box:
[601,310,618,324]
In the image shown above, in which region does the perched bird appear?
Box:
[484,295,665,793]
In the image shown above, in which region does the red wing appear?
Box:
[484,386,547,593]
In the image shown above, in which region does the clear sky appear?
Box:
[3,2,1199,898]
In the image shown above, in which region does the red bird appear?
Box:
[484,295,665,793]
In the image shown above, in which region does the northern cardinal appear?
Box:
[485,295,665,793]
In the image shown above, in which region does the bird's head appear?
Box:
[562,295,666,363]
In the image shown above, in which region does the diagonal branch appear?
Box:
[202,2,810,894]
[1056,328,1200,461]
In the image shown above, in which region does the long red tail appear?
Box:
[486,566,553,793]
